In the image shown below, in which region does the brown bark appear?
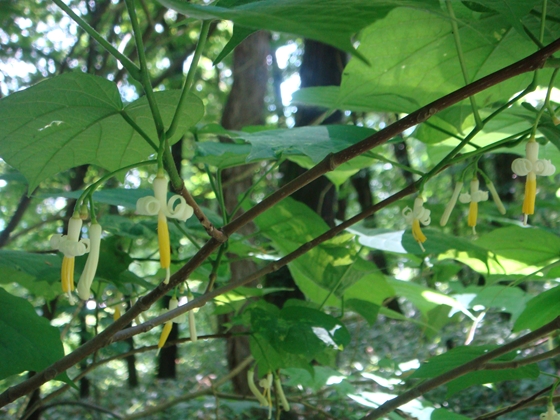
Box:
[219,31,270,395]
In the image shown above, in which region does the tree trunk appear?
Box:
[219,31,270,395]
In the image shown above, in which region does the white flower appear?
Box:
[402,196,430,251]
[459,178,488,234]
[136,173,194,284]
[540,404,560,420]
[77,223,102,301]
[512,140,556,225]
[51,215,90,304]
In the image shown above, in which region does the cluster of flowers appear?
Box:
[403,139,556,250]
[51,172,196,344]
[247,369,290,418]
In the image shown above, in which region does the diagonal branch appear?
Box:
[2,37,560,409]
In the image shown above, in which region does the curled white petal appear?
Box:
[402,206,413,223]
[77,223,102,300]
[534,159,556,176]
[459,192,471,203]
[511,158,532,176]
[166,195,194,221]
[59,237,90,257]
[472,190,489,202]
[417,209,431,225]
[50,234,63,249]
[136,196,161,216]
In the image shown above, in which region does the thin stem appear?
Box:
[125,0,165,137]
[206,244,227,293]
[166,20,211,139]
[216,169,228,224]
[230,162,279,219]
[532,67,560,138]
[541,0,548,44]
[76,160,156,207]
[446,0,482,128]
[52,0,141,80]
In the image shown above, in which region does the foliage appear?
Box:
[1,1,560,419]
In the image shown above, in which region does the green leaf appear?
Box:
[214,25,256,65]
[0,250,62,300]
[194,142,252,169]
[157,0,439,61]
[445,364,539,397]
[464,0,541,39]
[339,8,536,120]
[412,346,503,379]
[513,286,560,332]
[431,408,473,419]
[0,288,71,384]
[254,198,395,313]
[0,72,204,191]
[346,299,379,325]
[454,285,529,322]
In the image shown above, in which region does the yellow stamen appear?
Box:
[113,306,121,321]
[468,201,478,227]
[61,256,75,292]
[157,212,171,283]
[157,321,173,355]
[412,218,427,251]
[522,172,537,217]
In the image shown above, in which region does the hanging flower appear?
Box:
[541,404,560,420]
[187,293,198,343]
[136,173,194,284]
[486,181,506,215]
[50,215,90,304]
[274,376,290,412]
[458,178,488,234]
[247,368,269,407]
[402,196,431,252]
[440,182,463,227]
[76,222,102,301]
[156,296,190,354]
[512,140,556,225]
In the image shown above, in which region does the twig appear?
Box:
[2,37,560,409]
[34,400,122,419]
[475,385,553,419]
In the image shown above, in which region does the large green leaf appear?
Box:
[158,0,439,60]
[0,250,62,300]
[0,72,204,191]
[254,198,395,316]
[339,7,537,122]
[513,286,560,332]
[0,288,71,384]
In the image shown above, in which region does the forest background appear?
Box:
[2,0,560,419]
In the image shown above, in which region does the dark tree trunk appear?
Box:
[266,41,346,310]
[157,295,178,379]
[219,31,270,395]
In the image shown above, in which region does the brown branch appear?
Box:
[34,400,122,419]
[483,345,560,370]
[362,317,560,419]
[0,190,35,248]
[475,386,553,420]
[2,37,560,409]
